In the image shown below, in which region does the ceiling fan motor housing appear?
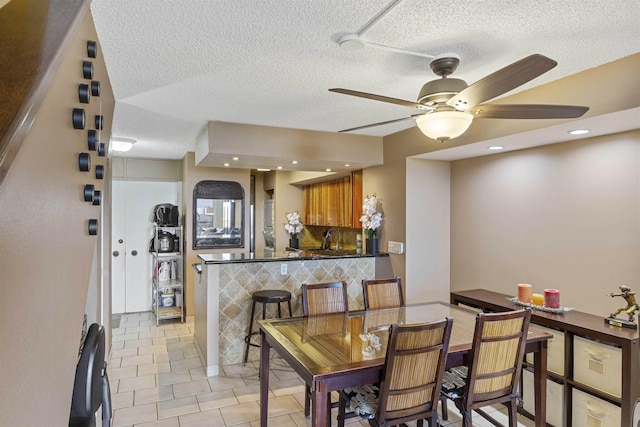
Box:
[418,78,468,105]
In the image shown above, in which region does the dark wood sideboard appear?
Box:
[451,289,639,427]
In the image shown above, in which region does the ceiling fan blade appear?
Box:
[446,54,558,109]
[338,116,418,132]
[329,88,433,111]
[470,104,589,119]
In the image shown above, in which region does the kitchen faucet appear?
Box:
[325,228,340,251]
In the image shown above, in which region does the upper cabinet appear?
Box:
[303,170,362,227]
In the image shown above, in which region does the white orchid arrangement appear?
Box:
[283,211,304,237]
[360,194,382,239]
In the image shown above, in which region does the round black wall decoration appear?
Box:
[98,143,106,157]
[78,84,90,103]
[87,40,97,58]
[95,115,104,130]
[88,219,98,235]
[78,152,91,171]
[93,190,101,206]
[83,184,95,202]
[87,130,97,151]
[82,61,93,79]
[91,81,101,96]
[72,108,85,129]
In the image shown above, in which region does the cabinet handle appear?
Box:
[112,251,119,257]
[131,250,138,256]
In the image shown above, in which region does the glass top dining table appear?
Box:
[258,301,550,427]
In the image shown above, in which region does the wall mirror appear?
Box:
[193,180,244,249]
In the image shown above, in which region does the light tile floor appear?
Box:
[107,312,538,427]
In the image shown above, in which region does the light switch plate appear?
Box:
[388,241,404,254]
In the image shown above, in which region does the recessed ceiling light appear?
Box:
[291,160,298,164]
[344,164,350,167]
[277,166,283,170]
[326,168,332,172]
[488,145,504,150]
[223,163,230,167]
[568,129,590,135]
[232,157,239,161]
[111,137,136,152]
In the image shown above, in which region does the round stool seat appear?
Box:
[243,290,293,363]
[252,290,292,304]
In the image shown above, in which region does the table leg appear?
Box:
[533,339,548,427]
[312,382,329,427]
[260,331,270,427]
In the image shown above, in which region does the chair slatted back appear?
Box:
[376,317,453,424]
[301,281,348,316]
[362,277,404,310]
[466,309,531,402]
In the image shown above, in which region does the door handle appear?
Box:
[131,250,138,256]
[112,251,119,257]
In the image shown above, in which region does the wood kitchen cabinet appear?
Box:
[303,170,362,227]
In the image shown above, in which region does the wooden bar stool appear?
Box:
[243,290,293,363]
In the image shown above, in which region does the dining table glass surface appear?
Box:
[258,301,550,427]
[260,302,478,370]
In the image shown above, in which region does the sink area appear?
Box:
[305,248,359,256]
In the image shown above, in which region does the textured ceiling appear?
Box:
[90,0,640,163]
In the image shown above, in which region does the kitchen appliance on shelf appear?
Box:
[153,203,179,227]
[263,199,275,253]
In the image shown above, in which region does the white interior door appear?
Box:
[111,182,127,313]
[111,181,181,313]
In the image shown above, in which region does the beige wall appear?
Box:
[362,126,444,287]
[182,152,251,316]
[405,159,451,303]
[274,171,304,251]
[450,130,640,314]
[0,7,114,426]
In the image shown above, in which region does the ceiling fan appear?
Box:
[330,53,590,141]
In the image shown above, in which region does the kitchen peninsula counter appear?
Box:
[194,251,391,375]
[198,250,387,264]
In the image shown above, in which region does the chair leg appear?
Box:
[439,395,448,421]
[508,401,518,427]
[462,404,473,427]
[242,301,258,363]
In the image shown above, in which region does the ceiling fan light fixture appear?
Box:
[415,111,473,141]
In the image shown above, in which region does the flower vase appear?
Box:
[365,238,378,254]
[289,236,299,249]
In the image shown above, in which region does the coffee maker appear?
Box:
[153,204,179,226]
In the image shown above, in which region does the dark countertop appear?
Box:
[198,249,388,264]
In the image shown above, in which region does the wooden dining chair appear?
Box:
[300,281,349,424]
[301,281,349,316]
[362,277,404,310]
[337,317,454,427]
[440,308,531,427]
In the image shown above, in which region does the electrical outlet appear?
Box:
[388,241,404,254]
[280,263,288,275]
